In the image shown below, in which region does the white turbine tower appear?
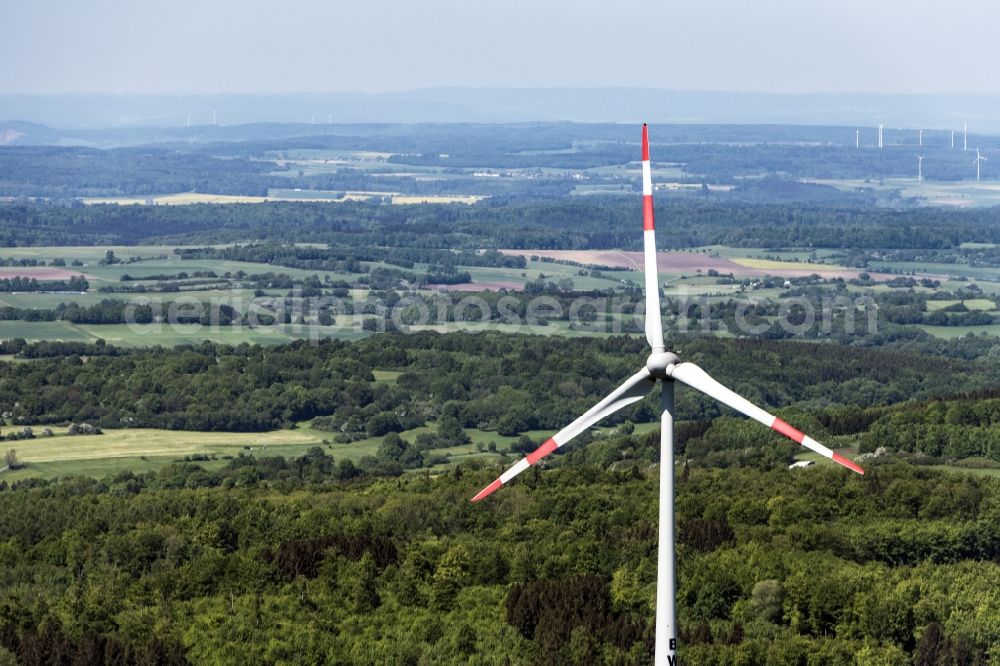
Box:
[917,155,925,183]
[964,121,968,150]
[878,124,884,149]
[919,129,923,147]
[213,110,218,126]
[856,129,860,148]
[952,130,955,148]
[471,124,865,666]
[975,149,987,182]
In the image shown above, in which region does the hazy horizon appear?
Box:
[5,0,1000,96]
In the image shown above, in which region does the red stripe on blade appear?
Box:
[643,196,655,231]
[771,418,805,444]
[642,124,650,161]
[832,452,865,475]
[471,478,503,502]
[525,438,558,465]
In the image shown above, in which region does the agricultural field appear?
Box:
[866,260,1000,282]
[1,241,999,345]
[501,248,885,280]
[82,190,488,206]
[917,324,1000,339]
[805,177,1000,207]
[83,193,270,205]
[925,298,996,311]
[1,422,533,482]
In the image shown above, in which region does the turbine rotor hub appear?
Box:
[646,350,680,379]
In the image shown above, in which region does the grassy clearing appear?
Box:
[0,455,210,483]
[372,370,403,383]
[9,427,321,464]
[0,320,371,347]
[916,324,1000,339]
[730,257,841,271]
[1,428,327,481]
[868,261,1000,281]
[803,178,1000,208]
[935,465,1000,478]
[0,245,184,263]
[0,320,93,341]
[925,299,995,311]
[0,416,627,481]
[701,246,842,262]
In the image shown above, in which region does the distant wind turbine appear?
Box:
[974,149,987,182]
[187,114,191,128]
[951,130,955,148]
[919,129,923,147]
[878,124,884,149]
[213,110,217,126]
[917,155,924,183]
[856,129,860,148]
[964,121,968,151]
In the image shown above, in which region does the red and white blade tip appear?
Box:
[470,437,559,502]
[642,123,650,161]
[471,479,502,502]
[831,452,865,475]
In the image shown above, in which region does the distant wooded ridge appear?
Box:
[3,88,1000,131]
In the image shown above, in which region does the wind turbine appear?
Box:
[856,129,860,149]
[975,149,987,182]
[878,124,884,149]
[917,155,924,183]
[964,121,968,151]
[471,124,865,666]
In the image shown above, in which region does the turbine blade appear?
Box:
[471,368,656,501]
[669,362,864,474]
[641,124,665,350]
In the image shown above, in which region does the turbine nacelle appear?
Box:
[646,350,680,379]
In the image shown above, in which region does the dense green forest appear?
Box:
[0,333,993,435]
[4,199,1000,249]
[0,146,280,198]
[0,445,997,664]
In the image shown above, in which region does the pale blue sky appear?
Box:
[3,0,999,94]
